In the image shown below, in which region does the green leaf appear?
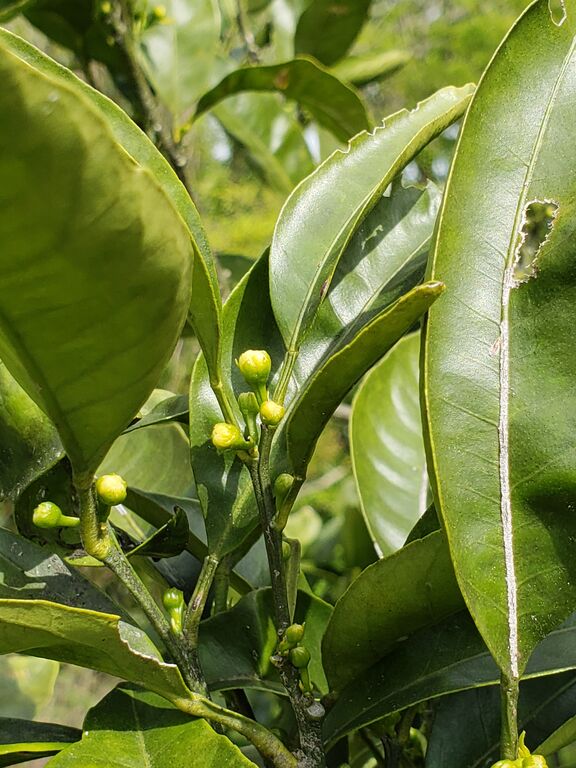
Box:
[284,282,444,478]
[539,715,576,757]
[0,361,63,502]
[425,673,576,768]
[0,655,59,719]
[127,506,189,559]
[213,93,315,193]
[292,180,441,385]
[0,31,192,479]
[422,0,576,679]
[0,600,189,700]
[323,610,576,745]
[322,530,463,693]
[269,85,473,354]
[47,686,255,767]
[0,525,124,615]
[0,717,79,767]
[350,333,428,556]
[189,254,285,558]
[0,0,31,22]
[200,588,331,694]
[124,394,189,434]
[140,0,228,122]
[0,27,223,399]
[330,50,410,86]
[294,0,371,65]
[194,57,369,143]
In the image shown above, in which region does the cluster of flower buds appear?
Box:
[491,734,548,768]
[277,623,312,694]
[211,349,286,456]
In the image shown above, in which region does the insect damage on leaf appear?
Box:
[548,0,567,26]
[512,200,558,284]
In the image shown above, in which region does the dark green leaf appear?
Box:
[330,50,410,86]
[0,717,79,767]
[351,333,428,555]
[127,507,188,559]
[423,0,576,679]
[323,610,576,745]
[0,599,189,699]
[0,525,123,615]
[284,282,444,478]
[0,362,63,502]
[294,0,371,65]
[269,86,473,354]
[0,30,192,478]
[0,0,31,22]
[426,672,576,768]
[189,253,284,558]
[194,57,369,142]
[322,530,463,693]
[47,686,254,767]
[200,589,331,695]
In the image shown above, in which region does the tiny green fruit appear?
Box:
[162,588,184,634]
[33,501,79,529]
[260,399,285,426]
[237,350,271,385]
[162,588,183,611]
[95,473,128,506]
[290,645,311,669]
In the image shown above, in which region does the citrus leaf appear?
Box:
[330,50,410,86]
[0,717,79,767]
[0,31,192,479]
[123,395,189,434]
[350,333,428,556]
[294,0,371,65]
[0,600,190,700]
[423,0,576,679]
[322,530,463,693]
[0,656,59,719]
[0,361,63,502]
[269,85,473,356]
[194,57,369,142]
[47,686,255,767]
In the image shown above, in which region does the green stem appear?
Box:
[500,672,519,759]
[249,427,326,768]
[213,556,232,614]
[76,484,111,561]
[210,378,240,428]
[272,347,299,406]
[172,695,296,768]
[183,554,219,647]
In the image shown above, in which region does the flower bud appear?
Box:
[211,422,251,452]
[260,400,285,426]
[285,623,305,645]
[33,501,79,529]
[95,473,127,506]
[289,645,311,669]
[522,758,547,768]
[282,540,292,560]
[237,350,271,386]
[152,4,167,20]
[238,392,260,443]
[162,588,184,634]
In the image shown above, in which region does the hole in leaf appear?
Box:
[513,200,558,283]
[549,0,567,26]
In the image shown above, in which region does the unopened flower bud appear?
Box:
[95,473,127,506]
[33,501,79,529]
[260,399,285,426]
[211,422,251,452]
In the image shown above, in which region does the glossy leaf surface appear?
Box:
[0,718,79,767]
[200,588,331,694]
[0,600,189,699]
[194,57,369,142]
[189,254,284,558]
[127,506,188,560]
[124,394,189,434]
[294,0,371,65]
[0,362,62,502]
[425,673,576,767]
[423,0,576,678]
[269,85,473,353]
[48,687,254,767]
[351,333,427,555]
[324,610,576,744]
[285,282,443,477]
[0,31,192,478]
[322,530,463,693]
